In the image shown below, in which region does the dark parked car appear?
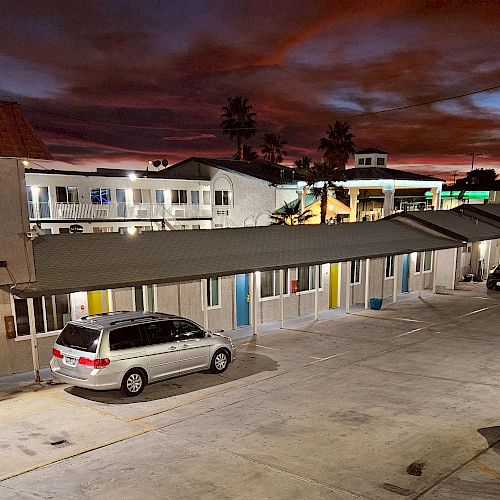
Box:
[486,264,500,290]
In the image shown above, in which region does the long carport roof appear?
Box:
[11,220,462,298]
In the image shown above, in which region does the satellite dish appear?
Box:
[161,159,169,167]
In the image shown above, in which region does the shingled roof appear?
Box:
[166,157,305,185]
[343,166,442,182]
[11,220,462,298]
[0,101,52,160]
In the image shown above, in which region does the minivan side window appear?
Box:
[143,321,174,345]
[172,320,205,341]
[109,325,144,351]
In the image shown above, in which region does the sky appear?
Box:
[1,0,499,179]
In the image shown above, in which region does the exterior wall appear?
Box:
[210,169,277,227]
[435,248,457,290]
[256,266,329,323]
[112,287,134,310]
[25,170,212,233]
[0,158,35,285]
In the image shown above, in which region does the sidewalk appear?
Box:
[0,289,434,391]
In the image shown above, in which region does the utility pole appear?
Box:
[452,170,459,184]
[467,152,482,170]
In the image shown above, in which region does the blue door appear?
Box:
[236,274,250,327]
[402,254,410,293]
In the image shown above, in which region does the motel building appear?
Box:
[1,101,499,380]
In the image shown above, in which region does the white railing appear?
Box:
[27,202,212,221]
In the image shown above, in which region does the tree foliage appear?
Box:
[220,96,257,160]
[454,168,498,188]
[261,133,287,163]
[318,121,355,169]
[270,200,313,225]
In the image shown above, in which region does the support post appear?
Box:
[451,247,458,290]
[314,265,319,321]
[348,189,359,223]
[27,298,41,383]
[250,272,257,336]
[418,252,424,298]
[345,261,351,314]
[279,269,284,329]
[432,250,437,294]
[393,255,398,303]
[202,279,209,330]
[364,258,370,309]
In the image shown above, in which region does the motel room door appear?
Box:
[402,254,410,293]
[235,274,250,327]
[329,263,339,308]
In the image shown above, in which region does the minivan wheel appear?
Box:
[121,369,146,397]
[210,349,229,374]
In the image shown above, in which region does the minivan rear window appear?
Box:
[56,324,101,353]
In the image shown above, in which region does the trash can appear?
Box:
[369,298,383,310]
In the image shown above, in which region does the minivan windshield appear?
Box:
[56,324,101,353]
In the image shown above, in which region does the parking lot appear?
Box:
[1,284,500,499]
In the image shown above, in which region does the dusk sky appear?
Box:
[1,0,499,179]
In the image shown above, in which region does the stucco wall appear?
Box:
[0,159,35,286]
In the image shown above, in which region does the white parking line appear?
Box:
[307,352,349,365]
[393,318,427,323]
[464,307,491,316]
[396,327,425,338]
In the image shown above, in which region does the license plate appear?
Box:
[65,356,77,366]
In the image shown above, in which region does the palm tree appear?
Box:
[220,96,257,160]
[318,121,355,169]
[270,200,313,225]
[234,144,259,161]
[261,133,287,164]
[306,162,347,224]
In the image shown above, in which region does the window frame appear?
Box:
[296,265,323,294]
[415,251,433,274]
[259,270,290,301]
[214,190,230,206]
[202,191,211,205]
[206,277,221,309]
[12,294,71,339]
[56,186,79,204]
[171,189,187,205]
[350,259,362,285]
[385,256,395,279]
[90,187,111,204]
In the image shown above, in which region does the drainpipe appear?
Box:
[418,252,424,298]
[314,265,319,321]
[345,261,351,314]
[432,250,437,294]
[202,279,209,330]
[393,255,398,303]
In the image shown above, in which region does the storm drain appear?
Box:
[49,439,71,448]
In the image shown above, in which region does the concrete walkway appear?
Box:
[2,285,499,498]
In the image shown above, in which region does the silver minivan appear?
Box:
[50,311,236,396]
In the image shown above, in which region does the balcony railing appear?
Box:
[27,202,212,221]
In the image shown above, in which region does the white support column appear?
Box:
[202,279,209,330]
[348,189,359,223]
[250,272,257,336]
[314,265,319,321]
[393,255,398,303]
[345,261,351,314]
[432,250,437,294]
[107,289,114,312]
[364,258,370,309]
[279,269,284,329]
[451,247,458,290]
[382,188,395,217]
[27,298,41,383]
[418,252,424,297]
[431,187,442,210]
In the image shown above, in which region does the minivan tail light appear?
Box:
[52,348,63,359]
[78,357,110,368]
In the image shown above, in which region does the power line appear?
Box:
[345,84,500,119]
[18,83,500,131]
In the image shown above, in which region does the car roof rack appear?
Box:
[108,315,163,326]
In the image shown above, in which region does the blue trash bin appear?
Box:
[369,298,383,310]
